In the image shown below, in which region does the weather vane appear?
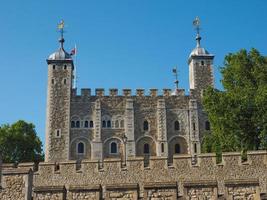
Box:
[193,16,200,34]
[193,16,201,47]
[57,20,65,48]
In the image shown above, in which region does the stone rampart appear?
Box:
[0,151,267,199]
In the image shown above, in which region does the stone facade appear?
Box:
[45,32,214,163]
[0,151,267,199]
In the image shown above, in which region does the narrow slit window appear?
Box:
[205,121,210,131]
[194,143,197,153]
[84,121,89,128]
[161,143,164,153]
[89,121,94,128]
[143,120,149,131]
[64,79,67,85]
[174,121,180,131]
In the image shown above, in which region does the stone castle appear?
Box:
[45,21,213,163]
[0,21,267,200]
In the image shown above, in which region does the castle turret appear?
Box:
[188,17,214,97]
[45,21,74,161]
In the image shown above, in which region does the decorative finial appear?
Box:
[193,16,201,47]
[172,66,179,90]
[57,20,65,48]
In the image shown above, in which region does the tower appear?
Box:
[188,17,214,97]
[45,21,74,161]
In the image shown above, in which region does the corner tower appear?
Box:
[45,21,74,161]
[188,17,214,97]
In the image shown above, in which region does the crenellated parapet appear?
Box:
[0,151,267,199]
[71,88,187,98]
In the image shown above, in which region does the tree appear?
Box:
[202,49,267,154]
[0,120,44,163]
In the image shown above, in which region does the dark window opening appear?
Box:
[56,130,60,137]
[174,121,180,131]
[107,120,111,128]
[71,121,75,128]
[143,120,149,131]
[102,121,106,128]
[205,121,210,131]
[161,143,164,153]
[64,65,67,70]
[193,122,196,131]
[201,61,204,66]
[89,121,94,128]
[53,65,56,70]
[78,142,84,154]
[51,79,55,84]
[175,144,181,154]
[194,143,197,153]
[76,121,80,128]
[144,143,150,154]
[84,121,89,128]
[64,79,67,85]
[120,120,124,128]
[110,142,117,154]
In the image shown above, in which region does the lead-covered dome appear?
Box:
[189,46,209,57]
[48,47,72,60]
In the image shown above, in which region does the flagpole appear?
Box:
[73,44,77,89]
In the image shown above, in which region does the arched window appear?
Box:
[102,121,106,128]
[71,121,75,128]
[144,143,150,154]
[161,143,164,153]
[115,120,119,128]
[120,120,124,128]
[205,121,210,131]
[174,121,180,131]
[76,121,80,128]
[107,120,111,128]
[89,121,94,128]
[143,120,149,131]
[77,142,84,154]
[84,121,89,128]
[110,142,117,154]
[175,144,180,154]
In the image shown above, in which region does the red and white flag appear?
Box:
[70,47,76,56]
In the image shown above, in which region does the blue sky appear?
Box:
[0,0,267,147]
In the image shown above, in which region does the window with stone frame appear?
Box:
[107,120,111,128]
[77,142,85,154]
[84,120,89,128]
[89,120,94,128]
[102,120,106,128]
[110,142,118,154]
[143,120,149,131]
[71,121,75,128]
[120,120,124,128]
[175,144,181,154]
[144,143,150,154]
[174,120,180,131]
[75,121,80,128]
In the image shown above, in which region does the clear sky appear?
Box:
[0,0,267,148]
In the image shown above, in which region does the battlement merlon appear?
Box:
[71,88,187,98]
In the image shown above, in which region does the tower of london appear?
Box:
[45,21,214,163]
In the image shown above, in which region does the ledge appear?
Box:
[67,184,101,191]
[144,182,177,189]
[33,185,65,192]
[2,168,32,175]
[183,180,217,187]
[106,183,138,190]
[224,179,259,186]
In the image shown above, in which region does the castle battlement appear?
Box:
[1,151,267,199]
[71,88,187,98]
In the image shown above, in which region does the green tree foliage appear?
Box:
[202,49,267,154]
[0,120,44,163]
